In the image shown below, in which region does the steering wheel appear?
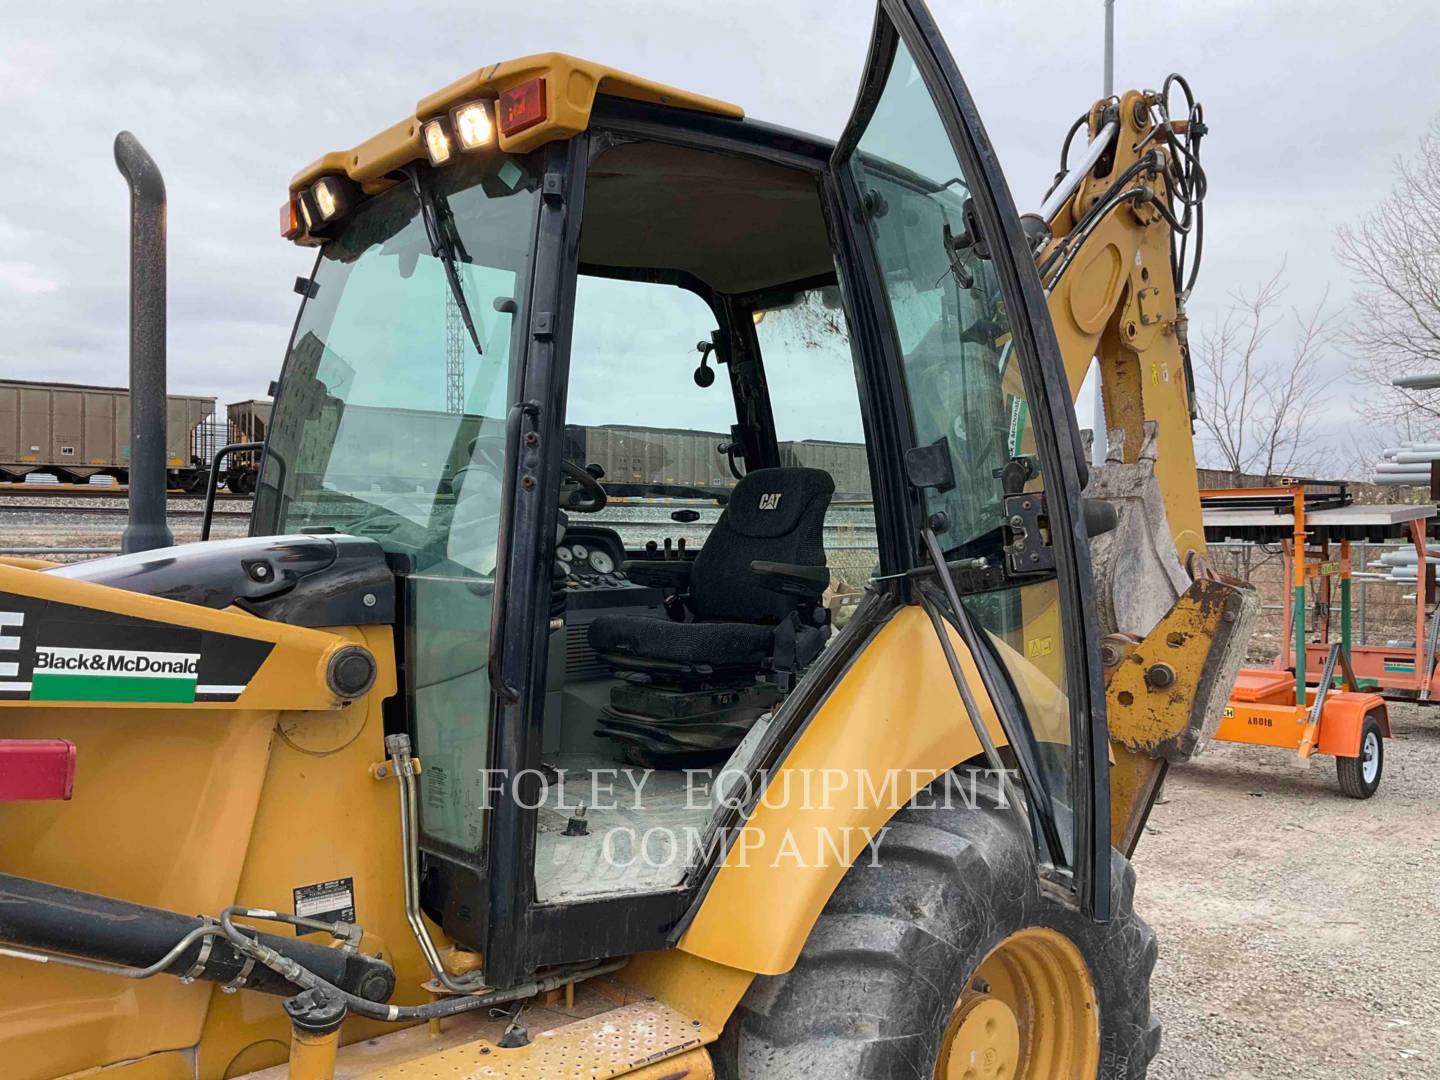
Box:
[560,459,607,513]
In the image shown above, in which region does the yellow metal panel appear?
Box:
[292,52,742,194]
[0,563,374,712]
[194,628,437,1079]
[616,951,754,1034]
[678,606,1005,976]
[365,1001,711,1080]
[57,1050,196,1080]
[0,707,276,1079]
[235,996,714,1080]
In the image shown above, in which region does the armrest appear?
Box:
[621,559,693,589]
[750,561,830,599]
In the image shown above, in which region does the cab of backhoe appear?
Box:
[253,15,1107,988]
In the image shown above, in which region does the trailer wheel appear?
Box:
[712,780,1160,1079]
[1336,713,1384,799]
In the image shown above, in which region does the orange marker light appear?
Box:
[280,198,300,239]
[497,77,547,136]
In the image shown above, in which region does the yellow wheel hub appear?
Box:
[939,997,1021,1079]
[936,927,1099,1079]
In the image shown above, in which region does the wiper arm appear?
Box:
[407,168,483,356]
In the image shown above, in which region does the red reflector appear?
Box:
[0,740,77,801]
[280,198,299,239]
[497,77,547,136]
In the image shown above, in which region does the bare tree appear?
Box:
[1193,265,1337,484]
[1336,118,1440,431]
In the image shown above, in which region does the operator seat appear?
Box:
[589,466,834,676]
[587,466,835,766]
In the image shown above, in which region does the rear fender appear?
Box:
[677,605,1005,977]
[1316,695,1390,757]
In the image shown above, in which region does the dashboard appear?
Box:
[556,527,659,610]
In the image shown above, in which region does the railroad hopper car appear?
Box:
[223,398,273,493]
[568,424,872,499]
[0,379,216,490]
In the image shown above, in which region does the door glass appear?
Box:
[257,154,540,859]
[753,289,879,590]
[845,38,1076,865]
[563,274,732,548]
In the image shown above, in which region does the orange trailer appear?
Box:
[1202,485,1406,797]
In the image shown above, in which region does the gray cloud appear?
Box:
[2,0,1435,443]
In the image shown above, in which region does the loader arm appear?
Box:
[1036,86,1258,851]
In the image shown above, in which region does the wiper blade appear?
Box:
[408,168,483,356]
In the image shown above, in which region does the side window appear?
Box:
[565,275,734,546]
[753,289,879,590]
[846,38,1078,865]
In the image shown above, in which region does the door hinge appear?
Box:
[542,171,565,203]
[532,311,555,339]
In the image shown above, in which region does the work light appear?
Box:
[450,100,496,151]
[423,118,453,166]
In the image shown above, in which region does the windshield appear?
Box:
[254,154,540,578]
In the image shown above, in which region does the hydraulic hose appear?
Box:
[218,904,624,1022]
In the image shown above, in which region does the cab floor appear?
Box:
[534,752,718,903]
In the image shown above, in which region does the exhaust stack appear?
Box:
[113,132,174,553]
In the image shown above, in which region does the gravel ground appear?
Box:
[1138,701,1440,1078]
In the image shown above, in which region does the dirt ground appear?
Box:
[1137,701,1440,1078]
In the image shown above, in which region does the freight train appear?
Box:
[6,383,870,500]
[0,379,216,490]
[569,425,872,499]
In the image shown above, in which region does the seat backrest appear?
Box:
[690,467,834,623]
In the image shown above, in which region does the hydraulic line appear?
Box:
[382,732,491,993]
[218,903,625,1022]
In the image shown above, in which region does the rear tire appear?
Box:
[1336,713,1384,799]
[712,778,1161,1078]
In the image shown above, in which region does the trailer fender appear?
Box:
[1316,695,1390,758]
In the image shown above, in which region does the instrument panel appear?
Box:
[556,528,629,593]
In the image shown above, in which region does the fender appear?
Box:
[676,604,1034,977]
[1315,694,1391,757]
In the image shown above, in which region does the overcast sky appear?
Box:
[2,1,1435,456]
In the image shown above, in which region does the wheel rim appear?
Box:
[936,927,1100,1079]
[1361,730,1380,785]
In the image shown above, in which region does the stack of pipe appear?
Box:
[1375,443,1440,486]
[1376,374,1440,486]
[1367,546,1440,581]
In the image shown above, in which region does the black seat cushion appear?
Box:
[589,614,774,669]
[689,467,834,624]
[586,467,833,676]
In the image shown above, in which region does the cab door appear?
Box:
[827,0,1110,916]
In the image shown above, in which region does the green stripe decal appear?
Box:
[30,673,196,703]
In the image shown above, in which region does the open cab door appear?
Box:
[827,0,1111,917]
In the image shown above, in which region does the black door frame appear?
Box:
[826,0,1111,919]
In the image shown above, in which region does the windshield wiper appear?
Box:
[407,167,483,356]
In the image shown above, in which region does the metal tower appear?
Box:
[445,290,465,414]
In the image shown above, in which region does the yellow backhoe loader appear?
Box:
[0,2,1255,1076]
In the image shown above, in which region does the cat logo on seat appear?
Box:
[758,492,783,511]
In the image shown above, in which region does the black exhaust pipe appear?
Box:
[113,132,174,554]
[0,873,395,1002]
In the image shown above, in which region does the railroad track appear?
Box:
[4,504,250,519]
[0,484,249,499]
